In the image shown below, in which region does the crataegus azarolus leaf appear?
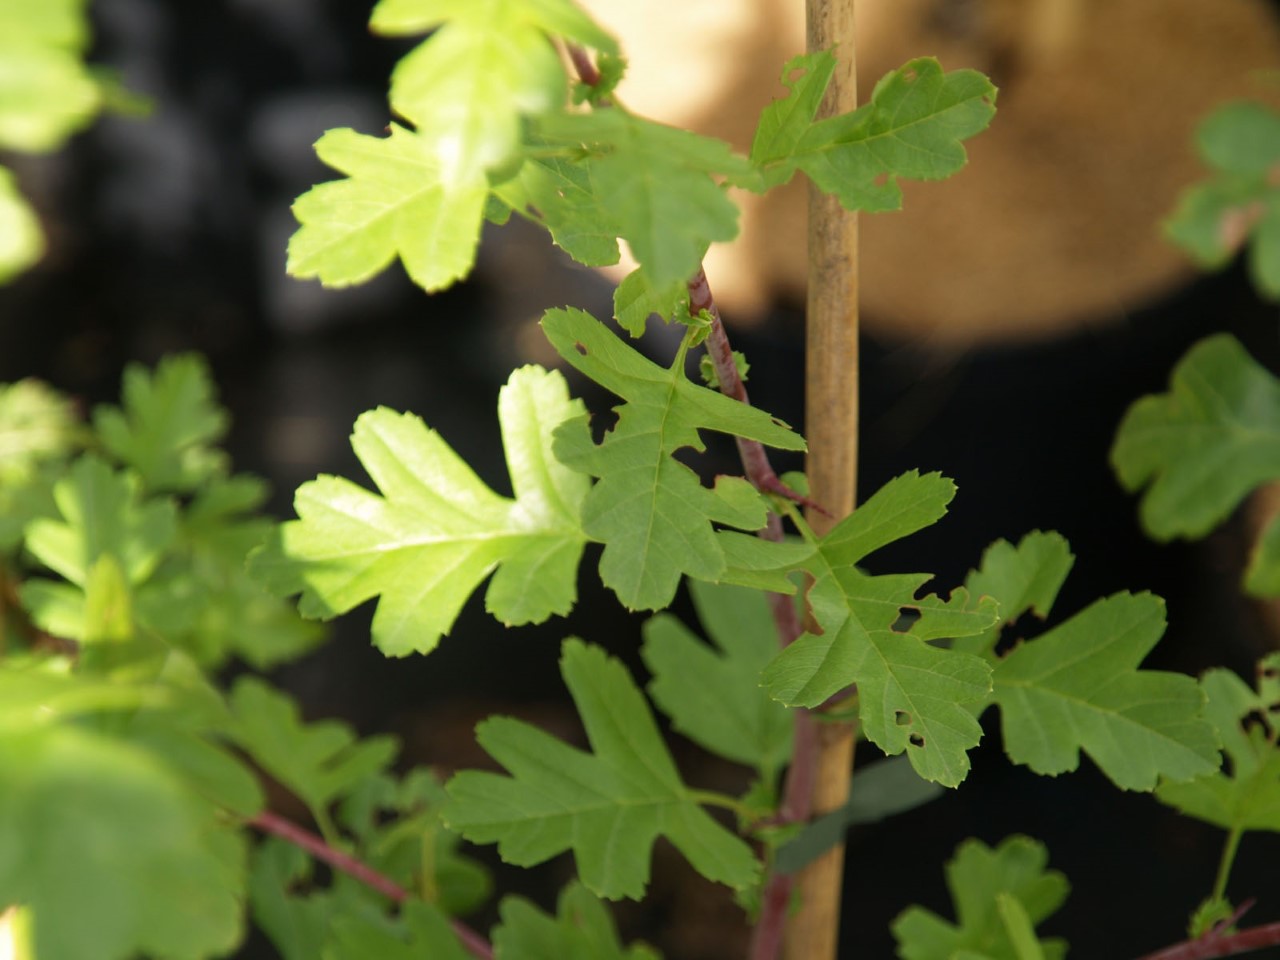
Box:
[442,639,759,900]
[251,365,589,655]
[542,306,804,610]
[763,471,997,787]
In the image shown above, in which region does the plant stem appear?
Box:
[1137,921,1280,959]
[1210,825,1245,906]
[779,1,861,958]
[248,810,494,960]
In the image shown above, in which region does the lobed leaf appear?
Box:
[493,883,661,960]
[92,353,229,493]
[326,901,472,960]
[762,471,997,787]
[543,306,803,610]
[1111,334,1280,542]
[892,836,1069,960]
[990,592,1219,791]
[251,365,589,655]
[442,638,759,900]
[751,53,996,212]
[1155,654,1280,834]
[288,125,487,292]
[641,579,794,782]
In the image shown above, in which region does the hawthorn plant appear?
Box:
[5,1,1280,960]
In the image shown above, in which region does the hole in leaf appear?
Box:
[785,66,808,85]
[1261,663,1279,681]
[902,67,919,83]
[574,341,588,355]
[895,710,911,726]
[874,172,890,188]
[1242,708,1272,737]
[891,607,920,633]
[909,733,925,748]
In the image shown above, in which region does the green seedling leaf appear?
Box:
[288,125,487,292]
[228,676,398,824]
[0,0,101,152]
[1165,102,1280,298]
[762,471,997,786]
[775,756,944,874]
[493,883,661,959]
[892,836,1069,960]
[0,723,245,960]
[990,592,1219,791]
[642,579,794,783]
[369,0,615,182]
[251,365,589,655]
[1155,655,1280,834]
[957,531,1075,659]
[536,111,752,286]
[443,639,759,900]
[543,307,803,610]
[0,166,44,281]
[751,53,996,212]
[93,353,229,493]
[1111,334,1280,542]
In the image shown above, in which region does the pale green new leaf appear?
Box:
[990,592,1219,791]
[542,307,804,610]
[956,531,1074,659]
[369,0,615,182]
[0,166,44,281]
[251,365,589,655]
[1155,654,1280,833]
[0,0,100,152]
[641,579,794,782]
[93,353,229,493]
[228,676,398,821]
[1111,334,1280,542]
[892,836,1069,960]
[0,377,79,482]
[1165,102,1280,298]
[442,639,759,900]
[751,53,996,212]
[288,125,487,292]
[0,724,245,960]
[763,471,997,787]
[493,883,661,960]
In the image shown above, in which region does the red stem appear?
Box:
[248,810,494,960]
[1138,904,1280,960]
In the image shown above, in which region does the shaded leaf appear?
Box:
[493,883,661,959]
[251,365,589,655]
[443,639,759,900]
[543,306,803,610]
[892,836,1068,960]
[957,531,1074,659]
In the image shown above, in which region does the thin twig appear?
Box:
[1137,920,1280,959]
[248,810,494,960]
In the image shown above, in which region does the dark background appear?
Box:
[2,1,1279,956]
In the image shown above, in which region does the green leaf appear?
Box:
[493,883,661,960]
[752,54,996,212]
[248,839,332,960]
[0,165,44,281]
[1165,102,1280,298]
[762,471,997,787]
[443,638,759,900]
[228,676,398,824]
[612,267,688,337]
[543,307,803,610]
[0,377,79,482]
[288,125,487,292]
[775,756,944,874]
[1155,655,1280,833]
[0,724,245,960]
[641,579,794,782]
[891,836,1069,960]
[494,153,621,266]
[93,353,229,493]
[537,111,752,286]
[1246,512,1280,596]
[957,531,1075,659]
[251,365,589,655]
[327,901,472,960]
[1111,334,1280,541]
[990,592,1219,791]
[0,0,101,152]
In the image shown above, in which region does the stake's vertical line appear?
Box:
[786,1,859,958]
